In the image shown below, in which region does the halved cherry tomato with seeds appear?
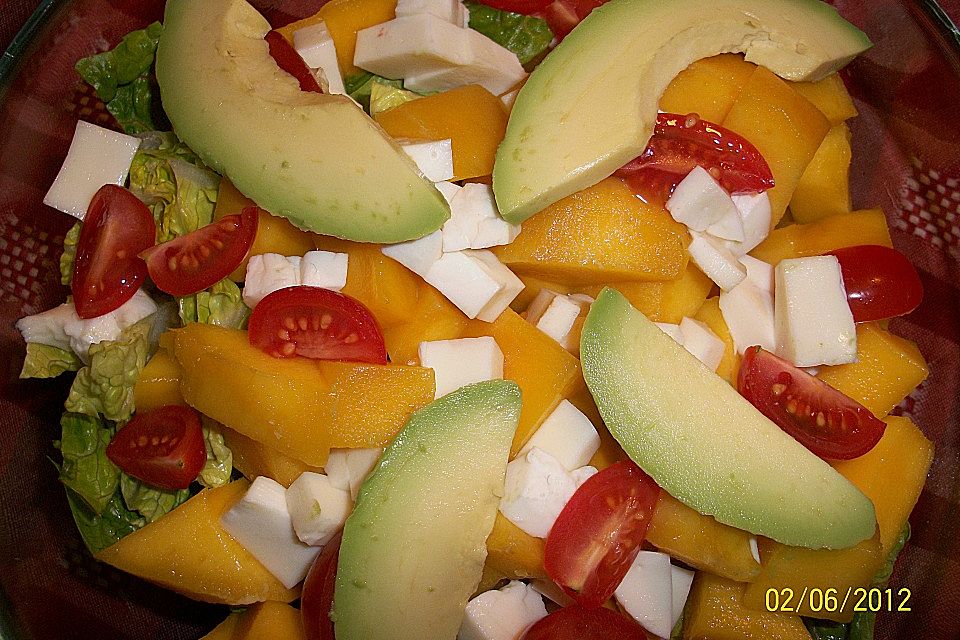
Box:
[265,30,324,94]
[544,460,660,609]
[248,286,388,364]
[615,112,774,205]
[72,184,155,319]
[141,206,258,297]
[105,405,206,490]
[738,346,887,460]
[302,531,341,640]
[522,604,646,640]
[828,245,923,323]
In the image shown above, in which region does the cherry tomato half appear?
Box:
[615,112,775,205]
[105,405,206,490]
[828,245,923,323]
[141,206,258,297]
[72,185,155,319]
[738,346,887,460]
[522,604,646,640]
[265,30,323,94]
[540,0,609,39]
[302,532,341,640]
[544,460,661,609]
[248,286,388,364]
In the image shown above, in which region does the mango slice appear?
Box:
[790,72,858,125]
[201,615,240,640]
[383,283,468,366]
[235,601,306,640]
[485,514,547,580]
[693,297,739,385]
[134,348,186,412]
[790,124,853,224]
[97,480,298,605]
[659,54,756,122]
[578,263,713,324]
[749,209,892,265]
[493,178,689,286]
[221,425,322,487]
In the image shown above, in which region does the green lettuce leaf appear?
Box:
[464,3,553,66]
[120,473,190,523]
[178,279,250,329]
[129,131,220,243]
[106,75,161,135]
[57,412,120,514]
[20,343,82,379]
[198,420,233,488]
[369,81,421,119]
[345,72,405,112]
[60,222,80,285]
[66,487,144,555]
[65,319,151,422]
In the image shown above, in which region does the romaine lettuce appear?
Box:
[57,412,120,514]
[178,279,249,329]
[464,3,553,66]
[60,222,80,286]
[20,343,82,379]
[198,420,233,488]
[345,72,405,112]
[66,488,144,555]
[369,82,421,119]
[120,473,190,523]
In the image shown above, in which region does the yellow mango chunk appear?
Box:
[659,54,757,122]
[723,66,831,227]
[493,178,689,286]
[172,324,434,465]
[817,323,928,418]
[134,348,186,412]
[235,601,305,640]
[202,615,240,640]
[222,425,322,488]
[694,297,739,385]
[214,179,317,282]
[790,73,858,125]
[647,493,761,583]
[485,514,547,580]
[461,309,583,456]
[97,480,298,605]
[833,416,933,556]
[475,565,508,597]
[276,0,397,77]
[314,236,421,328]
[578,264,713,324]
[682,573,810,640]
[383,283,468,365]
[790,124,853,224]
[375,85,508,180]
[749,209,893,265]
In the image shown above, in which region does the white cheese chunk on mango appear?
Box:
[401,139,455,182]
[324,447,383,501]
[285,471,352,546]
[679,317,725,372]
[614,551,674,639]
[666,166,740,234]
[293,22,345,94]
[381,230,444,278]
[418,336,504,398]
[722,192,773,256]
[687,230,747,291]
[499,447,577,539]
[518,399,600,471]
[458,581,547,640]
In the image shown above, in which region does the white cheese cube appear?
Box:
[381,230,443,277]
[687,230,747,291]
[402,139,455,182]
[435,180,462,204]
[285,472,352,546]
[220,476,320,589]
[354,15,473,80]
[300,250,348,291]
[535,295,582,346]
[722,192,772,256]
[679,317,725,372]
[324,447,383,500]
[670,565,695,632]
[775,256,857,367]
[719,279,776,354]
[443,184,519,252]
[740,255,774,293]
[424,251,504,319]
[706,208,746,242]
[419,336,504,398]
[614,551,673,639]
[571,465,598,487]
[666,166,739,232]
[458,581,547,640]
[499,447,577,539]
[292,22,345,94]
[523,289,559,325]
[404,28,527,95]
[473,216,521,250]
[749,536,761,564]
[396,0,464,24]
[43,121,141,219]
[500,88,520,112]
[655,322,685,345]
[242,253,302,307]
[469,250,524,322]
[519,400,600,471]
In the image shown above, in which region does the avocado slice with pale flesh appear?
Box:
[493,0,871,224]
[580,288,876,550]
[333,380,521,640]
[156,0,449,243]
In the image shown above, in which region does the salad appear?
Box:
[14,0,935,639]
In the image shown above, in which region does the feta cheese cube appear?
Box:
[719,278,776,354]
[499,448,578,538]
[500,87,520,111]
[381,230,444,277]
[443,184,519,252]
[434,180,462,204]
[535,295,582,346]
[523,289,559,325]
[285,472,352,546]
[220,476,320,588]
[458,581,547,640]
[670,565,695,631]
[571,465,598,487]
[614,551,673,639]
[722,192,772,256]
[518,400,600,471]
[749,536,761,564]
[424,251,504,318]
[666,166,740,233]
[354,15,473,80]
[741,255,774,292]
[687,230,747,291]
[419,336,504,398]
[775,256,857,367]
[300,250,348,291]
[242,253,302,307]
[396,0,465,25]
[655,322,685,345]
[324,448,383,500]
[469,250,525,322]
[679,317,725,372]
[292,22,345,94]
[43,121,141,219]
[402,139,455,182]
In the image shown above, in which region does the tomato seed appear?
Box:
[138,435,148,446]
[344,333,359,344]
[311,316,321,331]
[320,314,332,329]
[298,317,309,331]
[284,316,297,331]
[771,383,786,396]
[151,436,160,446]
[277,329,290,341]
[199,244,211,258]
[160,435,169,443]
[211,239,225,250]
[167,257,178,272]
[281,342,296,356]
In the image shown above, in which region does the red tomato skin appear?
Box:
[544,460,661,609]
[302,532,341,640]
[828,245,923,323]
[615,112,775,205]
[72,185,155,319]
[522,604,646,640]
[141,206,258,297]
[478,0,553,14]
[265,30,324,94]
[105,405,206,490]
[540,0,608,39]
[738,346,887,460]
[248,286,388,364]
